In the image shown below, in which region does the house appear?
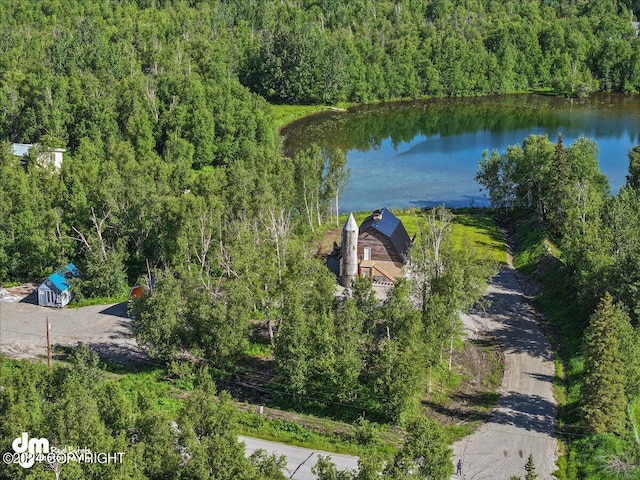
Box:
[11,143,66,169]
[37,263,80,308]
[340,208,412,287]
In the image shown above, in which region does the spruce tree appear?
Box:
[582,293,628,434]
[525,454,537,480]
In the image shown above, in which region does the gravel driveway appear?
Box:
[2,263,559,479]
[451,265,558,479]
[0,292,144,362]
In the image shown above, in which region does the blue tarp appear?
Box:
[46,263,80,293]
[47,271,69,293]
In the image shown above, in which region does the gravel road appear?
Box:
[451,265,558,479]
[0,294,144,362]
[1,263,558,479]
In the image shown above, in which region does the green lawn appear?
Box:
[341,208,507,265]
[270,104,331,130]
[451,212,507,265]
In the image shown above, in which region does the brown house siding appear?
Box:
[358,229,404,266]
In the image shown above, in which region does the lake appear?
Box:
[281,94,640,212]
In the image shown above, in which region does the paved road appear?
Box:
[240,436,359,480]
[451,265,558,479]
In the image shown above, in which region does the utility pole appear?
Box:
[46,316,51,373]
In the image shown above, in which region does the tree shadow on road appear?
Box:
[88,341,152,370]
[474,277,555,362]
[52,342,154,373]
[99,302,128,318]
[491,391,556,435]
[490,318,555,361]
[423,392,497,424]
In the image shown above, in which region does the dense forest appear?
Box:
[129,206,493,424]
[2,0,640,285]
[0,346,454,479]
[0,348,292,480]
[478,135,640,479]
[2,0,640,479]
[241,0,640,102]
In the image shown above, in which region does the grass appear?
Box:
[425,337,505,443]
[244,342,272,359]
[487,352,505,388]
[271,104,334,130]
[237,407,397,458]
[333,207,507,265]
[115,367,186,414]
[510,211,549,273]
[451,212,507,265]
[69,294,128,308]
[271,101,361,130]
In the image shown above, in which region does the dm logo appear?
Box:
[11,432,50,468]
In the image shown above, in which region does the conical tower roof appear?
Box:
[344,212,358,232]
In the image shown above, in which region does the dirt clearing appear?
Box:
[0,289,144,363]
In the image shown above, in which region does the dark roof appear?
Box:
[359,208,411,258]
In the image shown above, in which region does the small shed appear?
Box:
[37,263,80,308]
[11,143,66,169]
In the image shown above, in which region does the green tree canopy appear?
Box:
[582,293,628,435]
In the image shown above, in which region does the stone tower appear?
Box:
[341,213,358,287]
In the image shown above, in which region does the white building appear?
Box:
[11,143,66,169]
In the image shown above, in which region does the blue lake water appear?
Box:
[282,94,640,212]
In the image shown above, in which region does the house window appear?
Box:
[363,247,371,261]
[361,267,371,278]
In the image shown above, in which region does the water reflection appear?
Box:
[282,94,640,212]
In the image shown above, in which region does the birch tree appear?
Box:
[294,145,324,231]
[323,148,351,226]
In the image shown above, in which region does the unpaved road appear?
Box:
[0,294,143,361]
[451,265,557,479]
[1,264,558,479]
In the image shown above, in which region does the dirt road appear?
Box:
[0,294,143,362]
[451,265,558,479]
[1,265,558,478]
